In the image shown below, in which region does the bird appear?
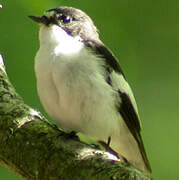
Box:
[29,6,151,173]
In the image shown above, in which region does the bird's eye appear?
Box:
[58,14,71,24]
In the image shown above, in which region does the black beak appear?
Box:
[28,15,50,26]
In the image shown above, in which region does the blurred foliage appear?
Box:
[0,0,178,179]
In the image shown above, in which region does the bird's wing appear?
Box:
[85,40,151,172]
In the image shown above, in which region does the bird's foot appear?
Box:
[98,137,128,163]
[64,131,79,140]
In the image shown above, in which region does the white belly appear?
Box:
[35,47,120,141]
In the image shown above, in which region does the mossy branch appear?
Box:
[0,54,151,180]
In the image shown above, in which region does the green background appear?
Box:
[0,0,178,179]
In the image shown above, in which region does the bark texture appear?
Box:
[0,55,151,180]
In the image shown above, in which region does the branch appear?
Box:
[0,54,151,180]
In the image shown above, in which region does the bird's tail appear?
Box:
[110,130,152,173]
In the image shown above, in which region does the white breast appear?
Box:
[35,24,119,140]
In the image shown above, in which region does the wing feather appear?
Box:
[85,40,151,172]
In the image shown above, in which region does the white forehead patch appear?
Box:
[44,10,55,18]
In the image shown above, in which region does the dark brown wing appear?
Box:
[85,40,151,172]
[84,40,125,77]
[118,91,151,172]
